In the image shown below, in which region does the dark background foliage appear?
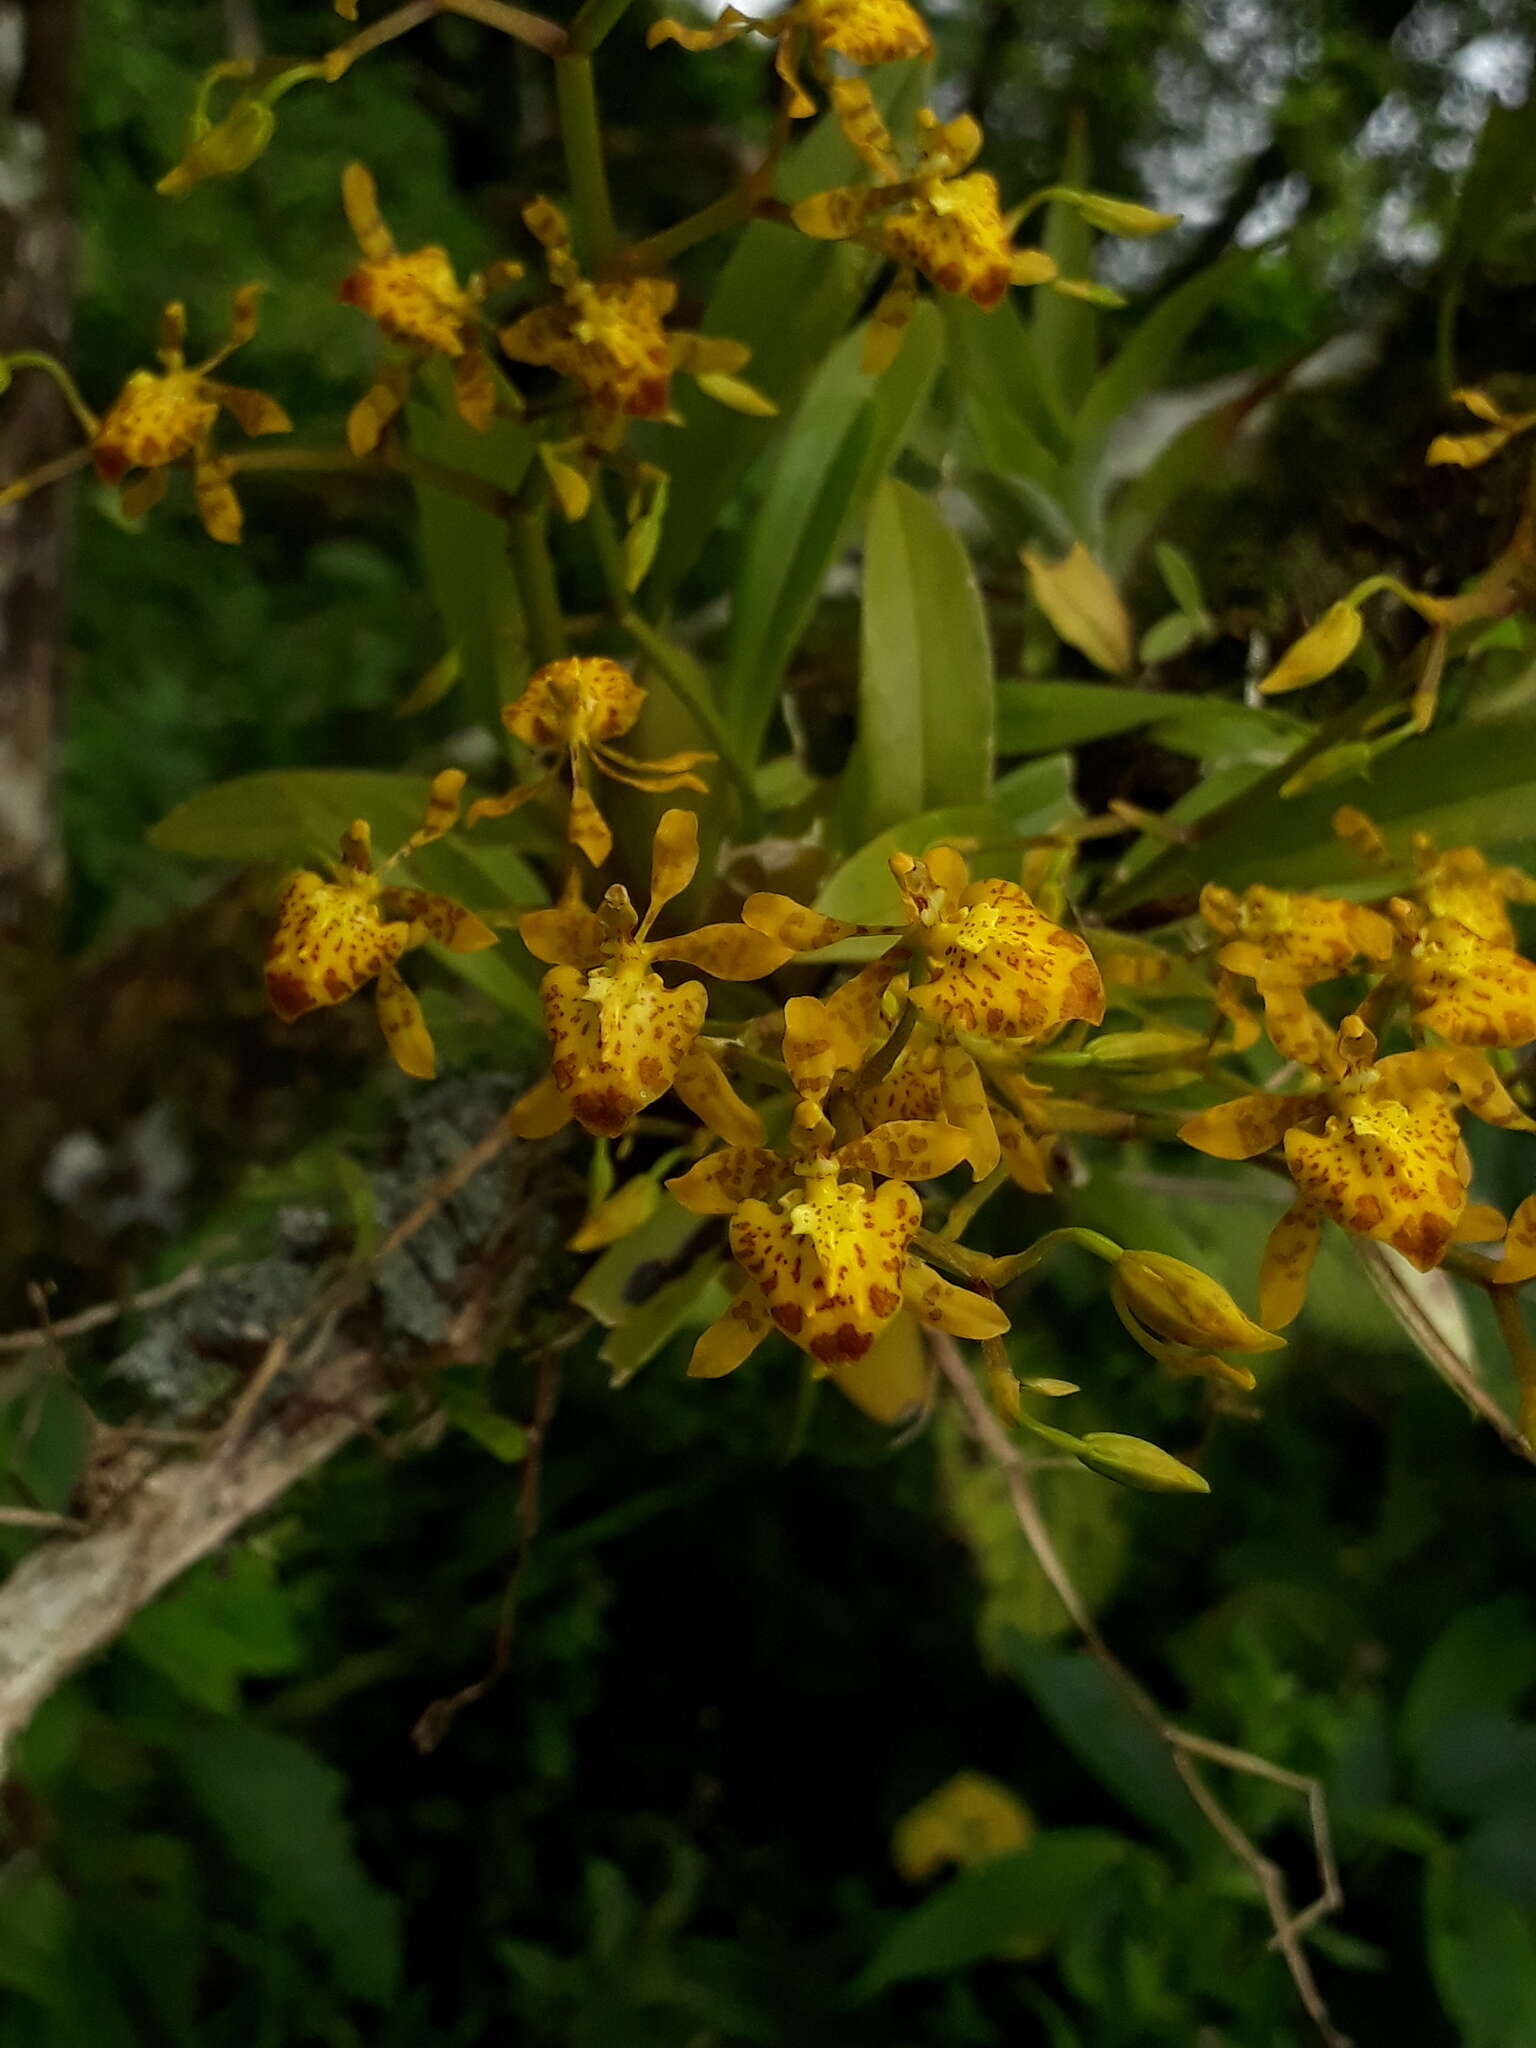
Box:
[2,1,1535,2041]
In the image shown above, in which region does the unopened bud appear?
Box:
[1257,602,1362,696]
[1066,191,1182,237]
[1076,1433,1210,1494]
[1113,1249,1283,1356]
[158,98,276,196]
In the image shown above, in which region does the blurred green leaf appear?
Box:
[1031,114,1096,424]
[996,680,1298,759]
[849,478,994,839]
[1426,1851,1536,2048]
[645,63,925,606]
[1067,252,1250,527]
[724,302,943,758]
[857,1831,1129,1993]
[179,1723,402,2003]
[150,768,542,907]
[1403,1598,1536,1762]
[1157,717,1536,901]
[1000,1636,1206,1849]
[408,394,531,730]
[123,1553,305,1715]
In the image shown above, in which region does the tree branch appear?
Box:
[0,1088,559,1776]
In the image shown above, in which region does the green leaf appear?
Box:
[438,1381,529,1462]
[407,393,531,729]
[1154,541,1208,622]
[644,63,925,607]
[1066,252,1249,526]
[150,768,542,904]
[1031,114,1096,424]
[179,1724,402,2003]
[943,296,1070,494]
[122,1551,304,1714]
[1105,397,1241,574]
[723,301,943,757]
[1426,1851,1536,2048]
[996,681,1298,759]
[999,1636,1205,1849]
[857,1831,1128,1993]
[1158,716,1536,900]
[430,936,543,1032]
[1138,613,1200,665]
[600,1257,728,1388]
[814,756,1075,930]
[1403,1598,1536,1762]
[849,478,994,839]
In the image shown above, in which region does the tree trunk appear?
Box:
[0,0,78,946]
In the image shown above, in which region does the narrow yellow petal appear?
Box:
[1257,1201,1322,1329]
[374,965,435,1079]
[687,1286,773,1379]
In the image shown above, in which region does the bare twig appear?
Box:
[1357,1242,1535,1464]
[411,1337,568,1752]
[0,1266,207,1358]
[931,1335,1350,2048]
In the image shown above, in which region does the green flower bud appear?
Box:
[158,97,276,197]
[1076,1433,1210,1494]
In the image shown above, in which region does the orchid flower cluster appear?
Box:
[3,0,1534,1492]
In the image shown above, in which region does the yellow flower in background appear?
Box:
[1181,1017,1534,1326]
[1400,913,1536,1050]
[510,809,790,1142]
[90,290,290,543]
[648,0,931,122]
[1427,386,1536,469]
[744,842,1104,1048]
[264,771,496,1078]
[792,92,1058,367]
[338,162,517,451]
[1410,832,1536,949]
[893,1772,1034,1882]
[465,655,714,867]
[1200,882,1394,1066]
[1255,600,1363,696]
[500,200,773,433]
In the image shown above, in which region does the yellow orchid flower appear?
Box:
[466,656,714,868]
[668,1139,1004,1374]
[82,289,290,543]
[499,199,772,434]
[510,809,791,1142]
[790,91,1059,370]
[264,771,496,1078]
[1181,1017,1535,1325]
[1199,882,1394,1066]
[1398,910,1536,1050]
[647,0,931,123]
[664,987,1007,1373]
[1410,831,1536,949]
[745,841,1104,1046]
[338,162,519,451]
